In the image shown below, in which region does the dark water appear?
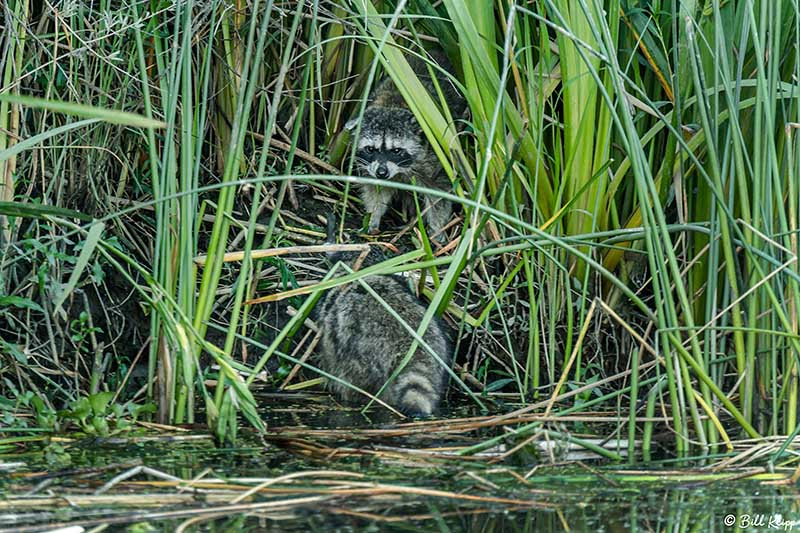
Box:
[2,392,798,532]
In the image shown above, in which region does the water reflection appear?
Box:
[3,391,798,532]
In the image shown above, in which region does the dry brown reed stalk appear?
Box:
[0,493,242,509]
[1,466,556,532]
[278,328,321,389]
[267,411,674,440]
[0,495,336,533]
[710,437,800,471]
[11,460,144,484]
[261,414,657,466]
[116,478,554,508]
[265,436,494,463]
[324,505,532,523]
[256,132,342,175]
[193,243,370,267]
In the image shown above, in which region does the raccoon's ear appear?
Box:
[409,114,427,140]
[344,117,359,132]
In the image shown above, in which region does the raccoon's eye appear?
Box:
[364,146,376,154]
[391,148,403,155]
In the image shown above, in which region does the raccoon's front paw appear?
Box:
[367,219,382,235]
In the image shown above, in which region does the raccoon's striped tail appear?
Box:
[393,371,440,417]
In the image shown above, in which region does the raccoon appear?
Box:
[345,49,465,240]
[313,218,452,416]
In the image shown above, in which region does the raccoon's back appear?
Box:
[370,50,464,114]
[315,274,451,415]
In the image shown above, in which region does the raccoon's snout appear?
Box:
[368,161,401,180]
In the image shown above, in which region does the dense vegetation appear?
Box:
[2,0,799,462]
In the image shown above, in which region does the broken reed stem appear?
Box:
[193,243,370,267]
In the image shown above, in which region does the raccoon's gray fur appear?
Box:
[314,221,452,416]
[345,49,465,240]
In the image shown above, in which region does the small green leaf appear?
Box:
[89,391,114,416]
[68,397,91,420]
[0,296,44,313]
[485,378,514,392]
[91,417,110,437]
[53,222,106,315]
[1,340,29,363]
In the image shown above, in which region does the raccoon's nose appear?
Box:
[376,165,389,179]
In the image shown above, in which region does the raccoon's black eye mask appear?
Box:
[356,146,412,164]
[387,148,412,164]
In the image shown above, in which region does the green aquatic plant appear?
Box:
[58,392,155,437]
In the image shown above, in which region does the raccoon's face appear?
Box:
[346,107,426,180]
